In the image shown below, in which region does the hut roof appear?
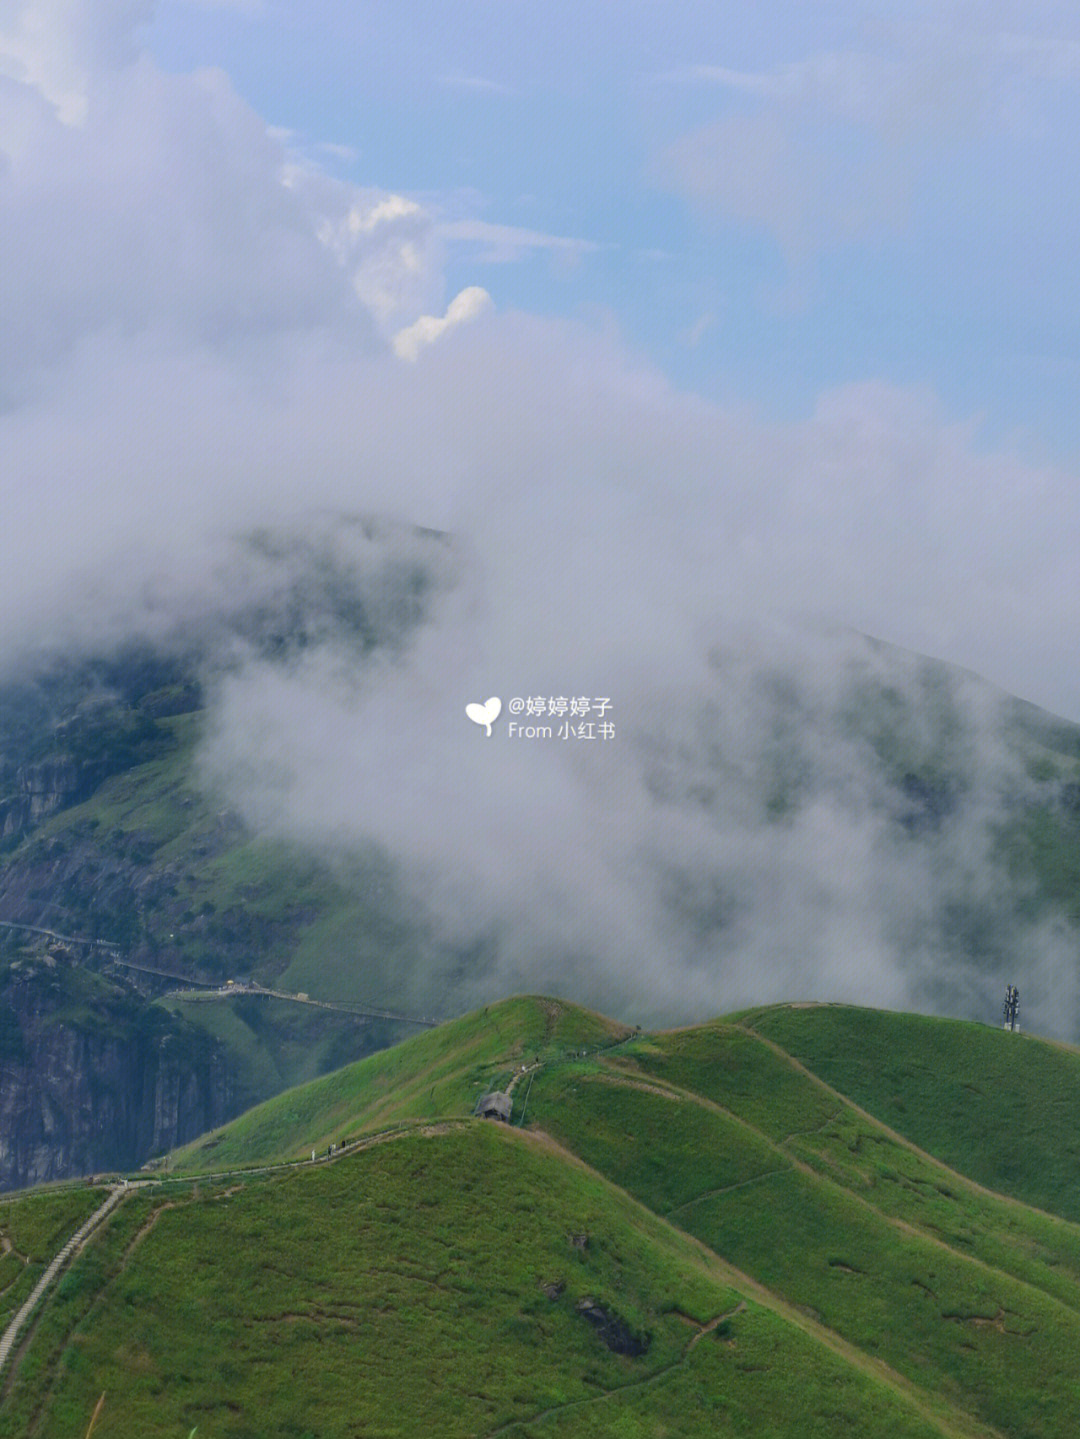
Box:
[475,1091,512,1122]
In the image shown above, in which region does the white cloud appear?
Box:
[310,188,443,331]
[0,0,151,124]
[665,23,1080,136]
[664,50,960,136]
[658,18,1080,254]
[0,6,597,385]
[661,109,904,256]
[0,20,466,391]
[439,218,603,264]
[315,140,357,163]
[682,311,714,348]
[393,285,494,360]
[346,194,425,233]
[1,292,1077,1028]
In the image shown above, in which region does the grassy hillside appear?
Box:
[740,1003,1080,1220]
[1,1125,964,1439]
[11,997,1080,1434]
[523,1025,1080,1438]
[0,709,428,1181]
[0,1189,104,1332]
[170,996,631,1172]
[14,711,422,1006]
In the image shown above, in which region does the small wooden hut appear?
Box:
[475,1091,512,1122]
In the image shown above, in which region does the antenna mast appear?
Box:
[1002,984,1019,1033]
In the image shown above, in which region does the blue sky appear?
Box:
[144,1,1080,457]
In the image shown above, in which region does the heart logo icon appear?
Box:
[466,696,502,737]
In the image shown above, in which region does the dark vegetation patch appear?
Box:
[575,1296,650,1355]
[942,1307,1032,1335]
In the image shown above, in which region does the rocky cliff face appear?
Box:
[1,758,93,839]
[0,959,237,1190]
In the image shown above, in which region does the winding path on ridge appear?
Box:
[0,918,119,954]
[0,913,441,1026]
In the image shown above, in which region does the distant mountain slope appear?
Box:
[0,521,455,1187]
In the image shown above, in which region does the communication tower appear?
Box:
[1002,984,1019,1033]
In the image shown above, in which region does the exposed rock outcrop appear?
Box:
[1,758,95,838]
[0,962,237,1190]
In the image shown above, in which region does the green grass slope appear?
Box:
[0,712,429,1171]
[0,1189,105,1331]
[12,998,1080,1437]
[19,713,413,1004]
[740,1003,1080,1221]
[523,1009,1080,1438]
[4,1126,971,1439]
[169,996,632,1172]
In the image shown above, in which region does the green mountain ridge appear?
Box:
[5,997,1080,1436]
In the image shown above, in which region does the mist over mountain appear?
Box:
[193,539,1080,1037]
[3,516,1078,1051]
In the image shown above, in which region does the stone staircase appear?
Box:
[0,1186,126,1375]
